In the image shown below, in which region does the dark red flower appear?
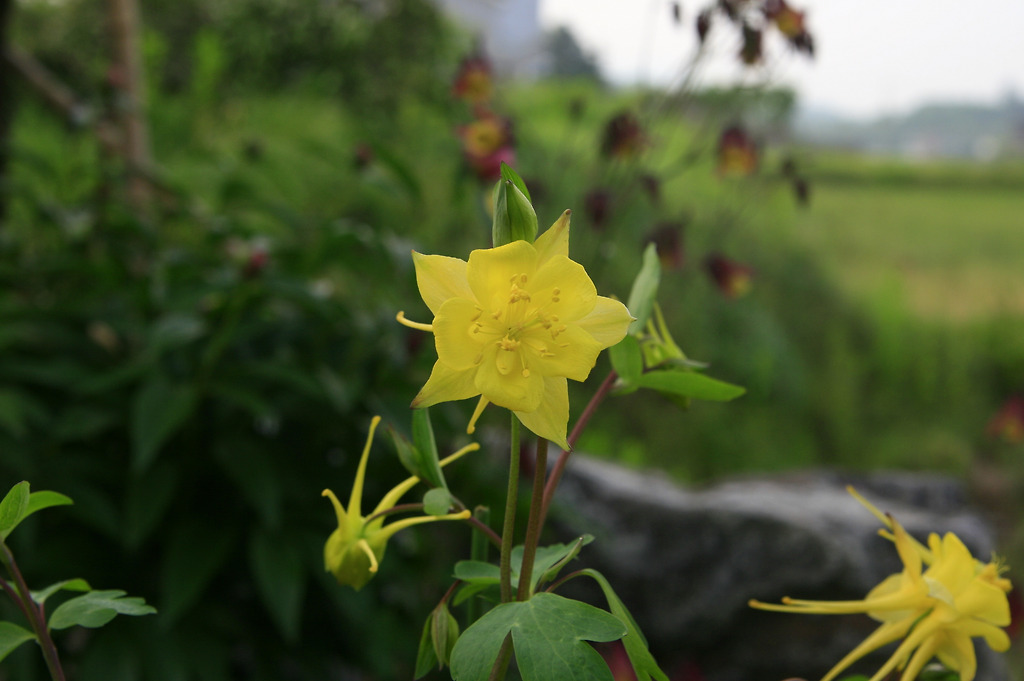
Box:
[704,253,753,298]
[596,641,637,681]
[717,125,758,176]
[987,396,1024,444]
[601,111,647,159]
[583,188,612,230]
[353,142,374,171]
[646,222,686,270]
[452,54,494,105]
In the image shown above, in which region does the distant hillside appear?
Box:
[793,96,1024,161]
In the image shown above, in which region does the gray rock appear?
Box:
[554,457,1010,681]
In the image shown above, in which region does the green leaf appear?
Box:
[411,408,446,489]
[626,244,661,335]
[48,590,156,630]
[414,612,440,679]
[608,335,643,385]
[453,560,501,584]
[423,488,452,516]
[533,535,593,589]
[450,592,625,681]
[0,481,30,539]
[131,374,198,471]
[633,370,745,401]
[31,578,91,604]
[0,621,36,662]
[431,602,459,668]
[248,529,306,642]
[579,569,669,681]
[388,425,421,479]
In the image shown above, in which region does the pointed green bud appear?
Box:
[491,164,537,246]
[430,601,460,667]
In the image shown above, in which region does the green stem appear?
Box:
[516,437,548,601]
[540,370,617,525]
[466,505,491,625]
[499,415,520,603]
[0,543,66,681]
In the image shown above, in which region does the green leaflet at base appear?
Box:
[579,569,669,681]
[450,592,625,681]
[0,622,36,663]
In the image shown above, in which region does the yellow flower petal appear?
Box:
[954,577,1012,625]
[434,297,487,370]
[534,209,571,265]
[515,377,570,449]
[528,324,604,382]
[413,252,474,315]
[411,362,479,408]
[935,631,978,681]
[466,240,538,312]
[576,296,634,347]
[474,342,544,412]
[530,254,597,321]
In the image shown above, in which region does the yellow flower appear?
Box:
[750,487,1013,681]
[322,416,475,590]
[396,212,633,449]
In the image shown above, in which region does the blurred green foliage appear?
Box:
[3,0,1024,679]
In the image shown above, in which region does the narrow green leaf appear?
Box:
[411,408,445,489]
[423,488,452,516]
[453,560,502,585]
[579,569,669,681]
[451,593,625,681]
[633,370,745,401]
[535,535,593,589]
[0,481,30,539]
[626,244,661,335]
[608,335,643,384]
[31,578,91,604]
[0,621,36,662]
[387,425,421,479]
[48,590,156,630]
[131,375,198,471]
[414,612,440,679]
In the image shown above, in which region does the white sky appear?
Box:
[539,0,1024,119]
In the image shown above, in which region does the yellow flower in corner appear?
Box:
[750,487,1013,681]
[397,211,633,449]
[322,416,475,590]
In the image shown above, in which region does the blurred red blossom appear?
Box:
[987,396,1024,444]
[601,111,647,159]
[452,54,493,105]
[696,9,713,42]
[646,221,686,270]
[717,125,758,176]
[458,113,515,181]
[704,253,753,298]
[764,0,814,56]
[583,188,612,230]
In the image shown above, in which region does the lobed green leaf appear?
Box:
[450,593,625,681]
[48,590,156,630]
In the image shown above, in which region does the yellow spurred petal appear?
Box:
[576,296,633,348]
[467,241,538,312]
[897,635,940,681]
[413,252,474,315]
[926,532,977,594]
[348,416,382,519]
[434,297,487,370]
[818,619,913,681]
[411,362,479,408]
[514,376,570,449]
[534,209,570,265]
[474,343,544,412]
[935,630,978,681]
